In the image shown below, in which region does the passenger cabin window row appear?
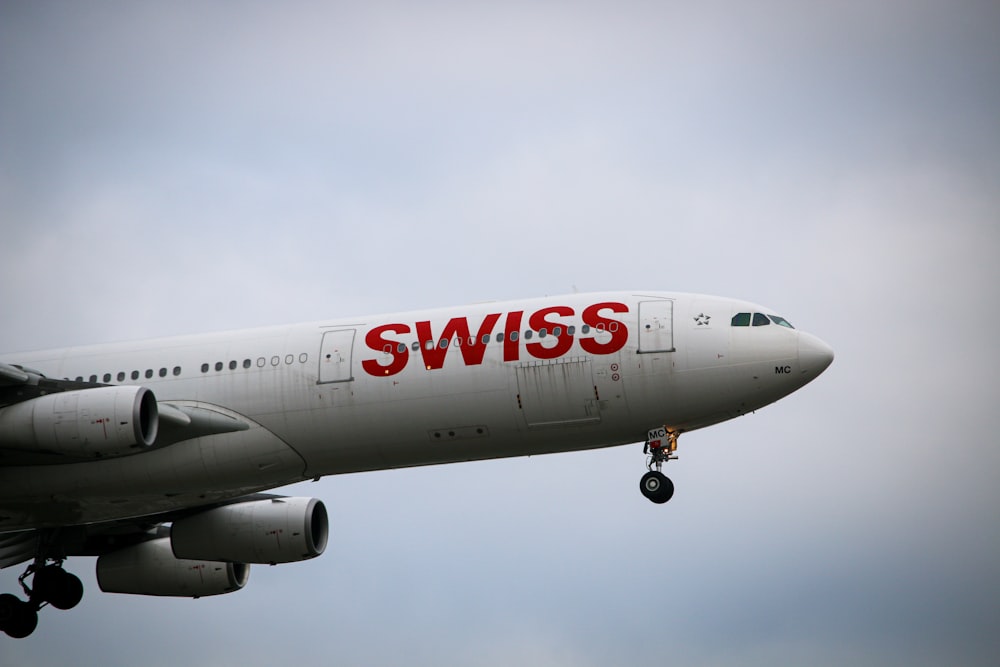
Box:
[70,322,619,382]
[731,313,795,328]
[73,366,183,383]
[200,353,309,374]
[74,351,312,383]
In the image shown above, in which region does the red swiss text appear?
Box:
[361,301,629,377]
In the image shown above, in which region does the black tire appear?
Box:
[50,572,84,610]
[0,593,17,630]
[31,565,59,602]
[32,566,84,610]
[0,594,37,639]
[640,471,661,498]
[639,471,674,504]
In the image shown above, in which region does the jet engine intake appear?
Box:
[96,537,249,597]
[171,497,329,565]
[0,385,158,458]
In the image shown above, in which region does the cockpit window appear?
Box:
[734,312,791,327]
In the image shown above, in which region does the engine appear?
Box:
[171,497,328,565]
[96,537,249,597]
[0,386,158,458]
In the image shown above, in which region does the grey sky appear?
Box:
[2,1,999,665]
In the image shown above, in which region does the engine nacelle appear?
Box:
[0,385,158,458]
[96,537,249,597]
[172,497,328,565]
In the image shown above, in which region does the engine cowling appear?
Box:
[0,386,158,458]
[171,497,328,565]
[96,537,249,597]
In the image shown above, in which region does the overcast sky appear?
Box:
[2,1,999,665]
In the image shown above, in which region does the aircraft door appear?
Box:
[638,300,675,353]
[318,329,356,383]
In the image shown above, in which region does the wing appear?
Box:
[0,362,249,465]
[0,493,327,611]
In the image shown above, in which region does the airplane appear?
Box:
[0,290,833,638]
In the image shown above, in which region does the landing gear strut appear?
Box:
[640,429,678,504]
[0,558,83,638]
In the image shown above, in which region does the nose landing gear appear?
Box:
[640,429,678,504]
[0,559,83,638]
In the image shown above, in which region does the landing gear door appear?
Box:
[638,300,675,353]
[318,329,356,383]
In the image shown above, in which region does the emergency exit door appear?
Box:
[318,329,356,383]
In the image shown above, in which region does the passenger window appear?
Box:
[145,369,153,379]
[215,362,224,371]
[524,330,533,340]
[438,339,448,349]
[567,325,576,335]
[103,373,112,383]
[731,313,751,326]
[89,375,98,383]
[243,359,252,369]
[581,325,591,334]
[397,343,406,354]
[159,368,167,377]
[752,313,771,326]
[117,372,125,382]
[229,360,237,370]
[173,366,181,376]
[553,326,562,337]
[539,328,548,338]
[482,334,491,345]
[131,370,139,380]
[201,363,210,373]
[412,341,420,351]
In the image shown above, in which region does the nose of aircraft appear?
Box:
[798,331,835,376]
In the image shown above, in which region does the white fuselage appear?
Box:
[0,291,832,531]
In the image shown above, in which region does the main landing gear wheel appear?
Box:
[1,559,85,638]
[32,565,83,610]
[0,593,38,639]
[640,471,674,504]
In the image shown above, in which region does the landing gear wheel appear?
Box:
[0,593,38,639]
[32,566,84,610]
[640,471,674,504]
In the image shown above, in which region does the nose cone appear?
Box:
[798,332,835,376]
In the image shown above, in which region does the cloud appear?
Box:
[1,1,999,664]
